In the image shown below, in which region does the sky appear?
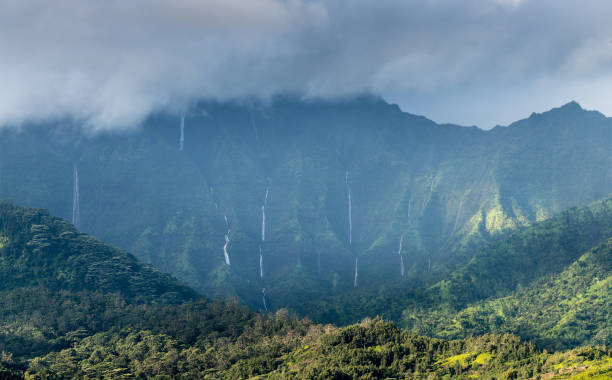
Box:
[1,0,612,130]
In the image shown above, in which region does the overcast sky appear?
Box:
[2,0,612,130]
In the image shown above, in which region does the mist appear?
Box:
[2,0,612,130]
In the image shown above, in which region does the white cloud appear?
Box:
[1,0,611,129]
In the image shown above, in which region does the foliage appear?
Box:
[0,202,610,378]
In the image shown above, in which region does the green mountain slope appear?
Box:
[0,97,610,312]
[0,201,196,301]
[0,203,610,378]
[409,239,611,350]
[294,197,612,349]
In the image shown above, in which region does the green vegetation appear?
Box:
[290,197,612,351]
[0,202,610,378]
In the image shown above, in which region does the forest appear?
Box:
[0,201,610,378]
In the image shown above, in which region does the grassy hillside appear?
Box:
[0,97,610,311]
[407,239,611,350]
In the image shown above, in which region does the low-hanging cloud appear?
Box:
[2,0,612,130]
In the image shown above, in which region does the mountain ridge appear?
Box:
[0,95,610,312]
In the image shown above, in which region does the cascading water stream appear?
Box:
[398,234,405,277]
[223,216,231,265]
[346,171,352,245]
[179,115,185,151]
[259,186,270,278]
[353,257,359,288]
[223,232,231,266]
[346,171,357,287]
[451,197,464,235]
[72,164,80,228]
[262,288,268,311]
[259,246,264,278]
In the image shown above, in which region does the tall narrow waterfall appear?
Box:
[259,246,264,278]
[451,197,464,235]
[353,256,359,288]
[407,198,412,225]
[223,216,231,265]
[398,234,405,277]
[72,164,80,228]
[346,171,352,245]
[260,186,269,278]
[262,186,269,242]
[223,233,231,266]
[262,288,268,311]
[179,115,185,151]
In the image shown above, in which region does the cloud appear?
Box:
[1,0,612,130]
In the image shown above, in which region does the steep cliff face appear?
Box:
[0,96,610,309]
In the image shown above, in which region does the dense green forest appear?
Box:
[0,202,610,378]
[0,97,610,311]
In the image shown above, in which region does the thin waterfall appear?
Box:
[353,256,359,288]
[451,197,465,235]
[261,205,266,242]
[259,246,264,278]
[179,114,185,151]
[346,171,352,245]
[398,234,405,277]
[262,186,269,242]
[428,254,431,272]
[223,216,230,265]
[260,186,269,278]
[72,164,80,228]
[262,288,268,311]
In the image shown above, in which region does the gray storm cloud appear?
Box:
[1,0,612,130]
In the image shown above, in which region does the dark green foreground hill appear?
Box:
[0,202,610,379]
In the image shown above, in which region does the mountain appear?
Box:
[0,96,610,312]
[293,197,612,350]
[0,203,609,378]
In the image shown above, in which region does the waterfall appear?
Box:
[451,197,465,235]
[223,215,230,265]
[428,254,431,272]
[179,115,185,151]
[346,171,352,245]
[353,256,359,288]
[398,234,405,277]
[407,198,412,225]
[261,205,266,242]
[259,186,269,278]
[259,246,264,278]
[72,164,80,228]
[262,288,268,311]
[223,232,231,266]
[261,186,269,242]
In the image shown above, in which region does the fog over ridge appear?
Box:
[2,0,612,130]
